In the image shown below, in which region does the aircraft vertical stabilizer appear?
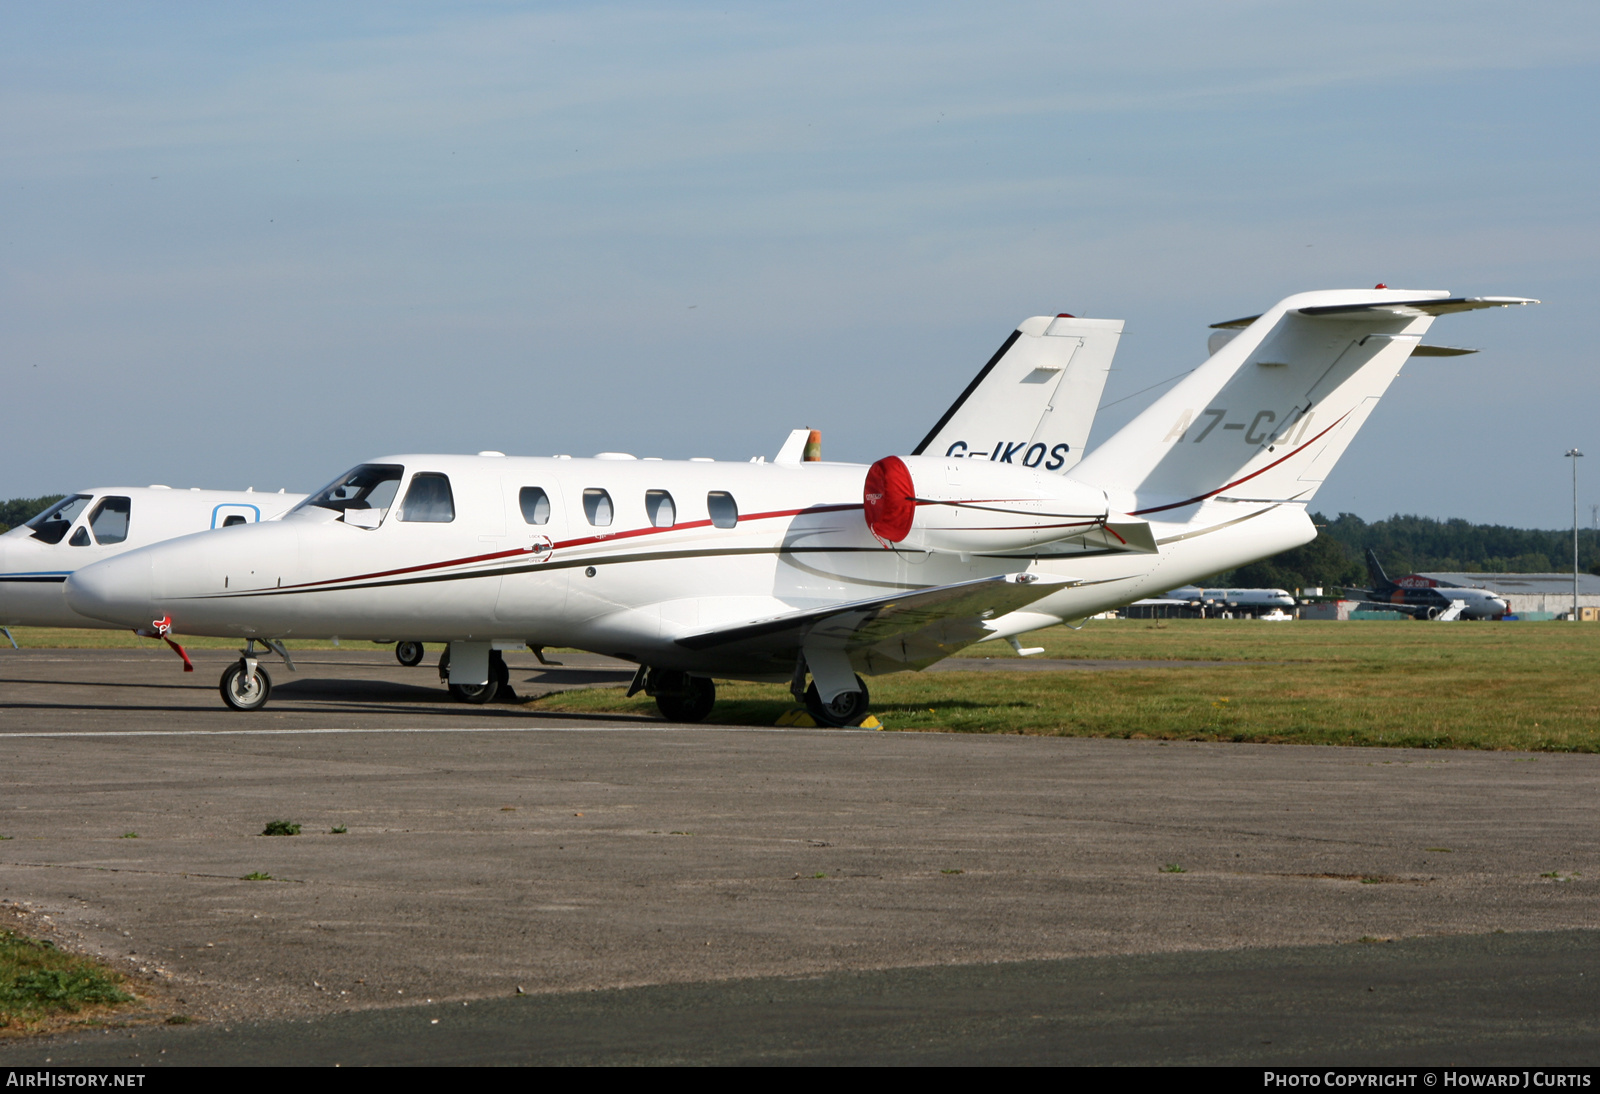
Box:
[913,315,1123,474]
[1071,291,1535,513]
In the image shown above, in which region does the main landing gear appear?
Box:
[630,668,717,723]
[219,639,295,711]
[437,647,513,704]
[803,675,871,728]
[395,641,425,667]
[626,661,873,727]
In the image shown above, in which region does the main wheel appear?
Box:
[220,661,273,711]
[804,675,870,727]
[395,641,424,667]
[655,675,715,722]
[447,650,509,704]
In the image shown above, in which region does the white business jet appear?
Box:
[65,289,1532,723]
[1,486,304,658]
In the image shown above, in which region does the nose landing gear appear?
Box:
[218,639,295,711]
[395,641,425,667]
[220,659,272,711]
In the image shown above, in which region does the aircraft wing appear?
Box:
[675,572,1075,673]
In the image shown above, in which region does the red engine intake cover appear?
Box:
[864,456,916,545]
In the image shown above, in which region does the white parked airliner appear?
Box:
[64,289,1533,722]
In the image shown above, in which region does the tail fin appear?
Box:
[1072,290,1535,512]
[1365,548,1392,591]
[913,315,1122,474]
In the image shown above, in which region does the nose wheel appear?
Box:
[220,660,273,711]
[395,641,425,667]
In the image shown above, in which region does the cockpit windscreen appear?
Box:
[25,495,92,545]
[292,465,404,515]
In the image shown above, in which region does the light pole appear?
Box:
[1566,449,1583,621]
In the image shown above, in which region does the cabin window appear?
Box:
[88,496,131,545]
[707,491,738,529]
[583,488,613,527]
[26,495,91,545]
[519,487,552,525]
[398,473,456,523]
[68,526,91,547]
[295,464,404,515]
[645,490,675,528]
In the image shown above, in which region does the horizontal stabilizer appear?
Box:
[1298,296,1539,318]
[1212,297,1537,329]
[677,572,1073,672]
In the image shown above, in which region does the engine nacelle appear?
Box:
[863,455,1144,555]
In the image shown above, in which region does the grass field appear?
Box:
[532,620,1600,753]
[0,930,133,1033]
[9,620,1597,752]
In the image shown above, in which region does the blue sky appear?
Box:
[4,2,1597,526]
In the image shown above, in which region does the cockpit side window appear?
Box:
[88,496,131,545]
[26,495,91,545]
[69,527,91,547]
[293,464,405,515]
[398,473,456,523]
[519,487,552,525]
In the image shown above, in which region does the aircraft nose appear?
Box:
[65,551,155,628]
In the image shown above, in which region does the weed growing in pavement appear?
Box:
[329,826,348,835]
[0,930,133,1030]
[241,872,274,881]
[261,821,301,836]
[1161,864,1186,873]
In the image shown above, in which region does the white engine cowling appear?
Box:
[863,455,1136,555]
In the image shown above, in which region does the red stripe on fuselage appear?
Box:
[274,502,864,592]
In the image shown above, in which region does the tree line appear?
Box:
[1226,512,1600,592]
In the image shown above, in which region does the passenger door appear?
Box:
[494,477,569,626]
